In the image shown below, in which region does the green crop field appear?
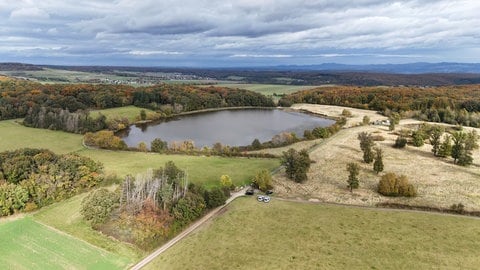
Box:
[90,105,156,122]
[145,198,480,270]
[0,216,131,270]
[33,192,144,261]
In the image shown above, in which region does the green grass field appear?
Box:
[78,149,279,186]
[90,105,156,122]
[215,83,319,96]
[0,216,131,270]
[145,198,480,270]
[33,192,144,262]
[0,119,84,153]
[0,119,280,186]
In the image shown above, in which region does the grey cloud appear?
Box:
[1,0,480,65]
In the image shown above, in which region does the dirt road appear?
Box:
[130,187,248,270]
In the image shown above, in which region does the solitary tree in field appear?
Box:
[449,130,478,166]
[438,134,452,158]
[346,163,360,192]
[358,132,374,163]
[373,148,384,174]
[281,148,311,183]
[451,131,466,164]
[465,130,479,152]
[429,125,444,156]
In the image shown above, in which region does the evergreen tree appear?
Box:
[358,132,374,163]
[451,131,466,164]
[346,163,360,192]
[429,125,444,156]
[412,131,425,147]
[438,134,452,158]
[373,148,384,174]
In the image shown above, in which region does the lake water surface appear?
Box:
[118,109,335,148]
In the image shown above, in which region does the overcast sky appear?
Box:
[1,0,480,67]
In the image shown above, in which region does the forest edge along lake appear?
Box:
[117,109,335,148]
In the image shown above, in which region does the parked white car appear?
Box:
[257,195,270,203]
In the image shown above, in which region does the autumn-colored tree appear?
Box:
[252,169,273,191]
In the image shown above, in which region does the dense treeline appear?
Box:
[23,106,107,133]
[0,148,103,216]
[82,162,228,250]
[0,80,274,122]
[279,85,480,127]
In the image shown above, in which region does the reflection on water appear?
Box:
[118,109,335,148]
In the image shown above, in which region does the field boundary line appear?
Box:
[32,217,134,265]
[275,197,480,220]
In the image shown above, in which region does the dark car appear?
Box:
[245,188,254,195]
[265,190,274,195]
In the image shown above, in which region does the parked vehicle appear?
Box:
[245,188,254,195]
[257,195,270,203]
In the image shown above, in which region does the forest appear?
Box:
[81,162,229,250]
[279,85,480,127]
[0,148,103,216]
[0,80,274,126]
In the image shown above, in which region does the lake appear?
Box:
[118,109,335,148]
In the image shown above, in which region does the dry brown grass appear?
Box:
[274,104,480,211]
[291,103,386,127]
[0,75,12,81]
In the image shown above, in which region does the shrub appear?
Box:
[412,131,425,147]
[450,203,465,214]
[81,188,119,227]
[394,136,407,148]
[252,169,273,192]
[362,115,370,125]
[172,192,206,228]
[204,187,227,209]
[378,173,416,197]
[342,109,353,117]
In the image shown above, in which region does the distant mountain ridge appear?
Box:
[2,62,480,74]
[2,62,480,86]
[272,62,480,74]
